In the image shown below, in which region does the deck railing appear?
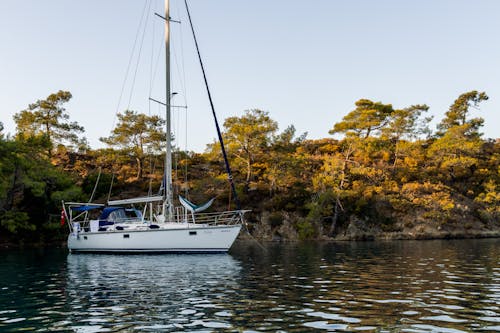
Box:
[66,206,249,231]
[191,210,250,225]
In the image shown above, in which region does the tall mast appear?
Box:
[164,0,173,219]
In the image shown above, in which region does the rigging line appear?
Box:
[171,23,187,108]
[183,0,241,210]
[150,0,167,104]
[147,98,153,195]
[147,9,156,196]
[173,0,189,108]
[244,223,268,252]
[150,30,166,99]
[173,103,183,197]
[112,0,150,130]
[184,104,188,197]
[178,3,188,110]
[179,12,189,196]
[172,96,178,195]
[173,0,189,153]
[148,1,156,102]
[169,5,186,198]
[172,48,184,101]
[171,3,189,195]
[88,167,102,204]
[157,101,166,197]
[106,172,115,203]
[176,0,190,183]
[147,100,154,196]
[127,0,153,111]
[176,5,189,196]
[148,154,156,196]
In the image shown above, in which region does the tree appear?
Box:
[437,90,488,138]
[327,100,400,228]
[265,125,307,195]
[329,99,394,139]
[475,179,500,221]
[14,90,85,156]
[0,122,4,141]
[427,91,489,190]
[382,104,432,141]
[427,125,483,186]
[218,109,278,189]
[380,104,432,169]
[272,125,307,150]
[100,110,166,180]
[312,142,355,235]
[0,136,82,237]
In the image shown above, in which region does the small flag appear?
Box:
[60,209,66,226]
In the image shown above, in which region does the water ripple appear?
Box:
[0,239,499,332]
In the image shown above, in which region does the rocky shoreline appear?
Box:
[249,210,500,242]
[2,213,499,248]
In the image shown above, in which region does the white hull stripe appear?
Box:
[70,248,229,253]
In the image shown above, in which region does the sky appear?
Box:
[1,0,499,152]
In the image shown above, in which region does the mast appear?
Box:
[164,0,173,219]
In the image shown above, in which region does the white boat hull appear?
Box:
[67,225,242,253]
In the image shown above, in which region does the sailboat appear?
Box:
[62,0,247,253]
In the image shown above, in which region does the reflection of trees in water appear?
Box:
[2,241,498,332]
[228,240,500,331]
[0,249,69,332]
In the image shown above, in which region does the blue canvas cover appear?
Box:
[99,207,124,220]
[70,205,102,212]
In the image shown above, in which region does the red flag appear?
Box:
[61,209,66,226]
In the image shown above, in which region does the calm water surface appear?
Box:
[0,239,499,332]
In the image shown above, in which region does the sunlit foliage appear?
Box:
[1,90,498,243]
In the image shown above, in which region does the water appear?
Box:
[0,239,499,332]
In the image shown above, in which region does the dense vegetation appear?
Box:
[1,90,498,244]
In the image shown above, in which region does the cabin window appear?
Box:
[123,234,130,238]
[189,231,197,236]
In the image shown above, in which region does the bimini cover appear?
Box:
[70,205,103,212]
[99,207,124,220]
[179,196,214,213]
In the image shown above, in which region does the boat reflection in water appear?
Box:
[58,240,500,332]
[0,240,499,332]
[64,253,242,332]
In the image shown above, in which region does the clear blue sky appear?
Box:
[1,0,499,152]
